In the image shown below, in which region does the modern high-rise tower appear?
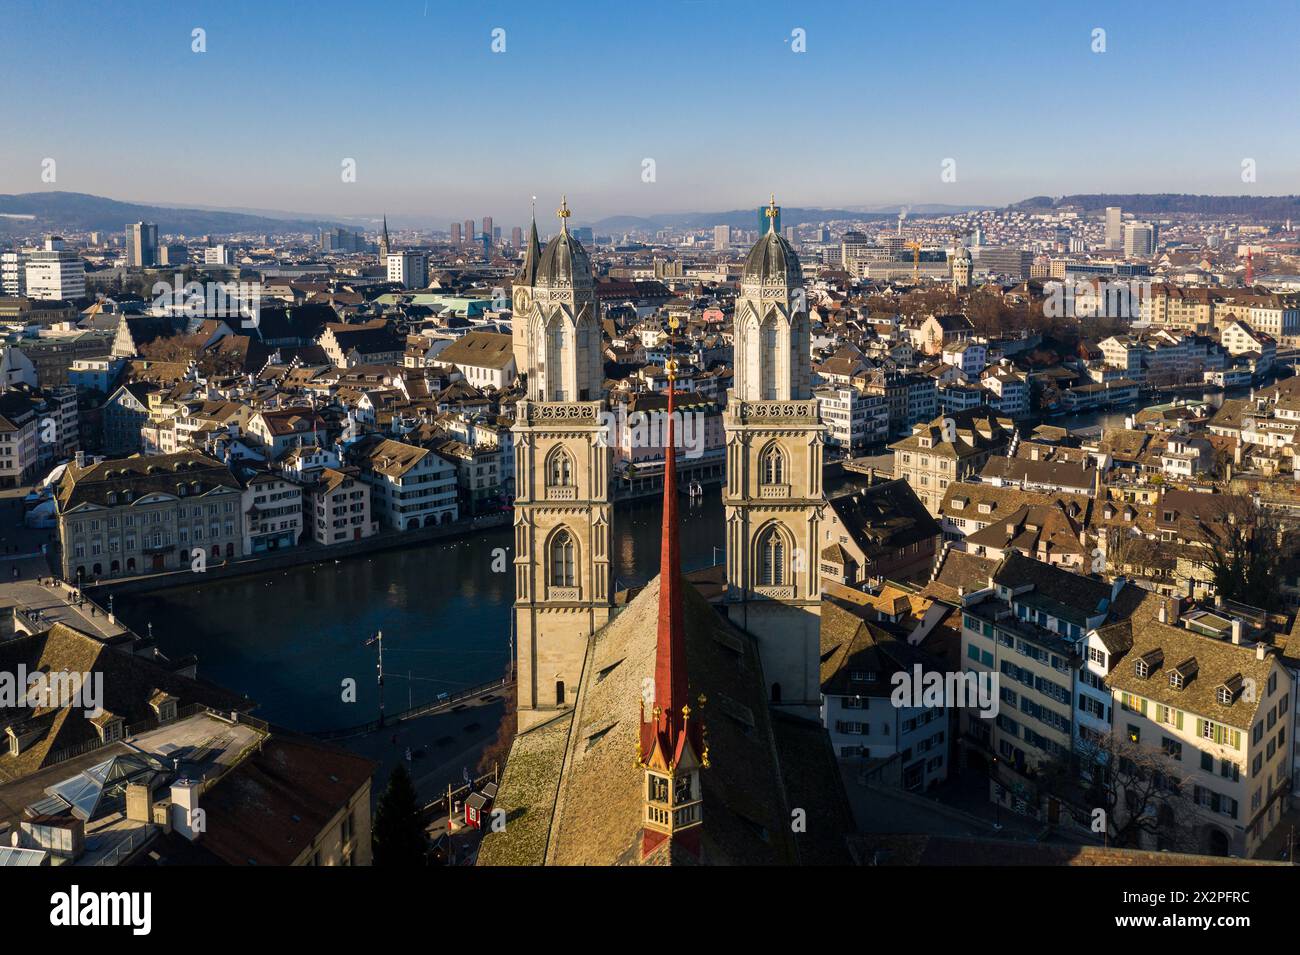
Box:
[125,222,158,267]
[1104,207,1123,250]
[511,197,612,731]
[723,197,825,716]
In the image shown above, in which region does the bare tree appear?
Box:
[1042,733,1198,851]
[1193,494,1291,610]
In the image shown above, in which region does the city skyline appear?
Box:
[4,0,1299,225]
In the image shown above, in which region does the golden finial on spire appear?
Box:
[765,194,778,232]
[557,195,571,232]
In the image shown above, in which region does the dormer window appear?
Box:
[1169,657,1197,690]
[1217,674,1243,706]
[1135,659,1149,678]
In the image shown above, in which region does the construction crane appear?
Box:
[905,241,922,283]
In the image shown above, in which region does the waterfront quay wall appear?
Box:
[84,511,512,599]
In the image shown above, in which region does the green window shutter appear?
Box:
[1231,729,1241,749]
[1140,698,1148,716]
[1175,710,1183,730]
[1197,718,1205,738]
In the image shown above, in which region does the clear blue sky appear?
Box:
[3,0,1297,227]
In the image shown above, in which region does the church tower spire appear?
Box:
[511,196,612,732]
[639,316,706,860]
[723,194,826,718]
[378,213,391,265]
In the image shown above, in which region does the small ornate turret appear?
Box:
[638,314,707,859]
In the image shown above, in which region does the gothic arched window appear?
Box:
[741,312,761,400]
[550,530,576,587]
[760,317,778,400]
[546,447,574,487]
[758,526,787,586]
[759,443,786,486]
[544,317,567,401]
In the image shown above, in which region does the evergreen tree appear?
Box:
[372,764,427,866]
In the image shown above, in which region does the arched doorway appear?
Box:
[556,680,565,706]
[1204,827,1230,857]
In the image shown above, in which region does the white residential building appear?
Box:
[348,437,457,530]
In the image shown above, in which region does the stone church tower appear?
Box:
[723,198,826,716]
[951,241,972,295]
[378,214,390,266]
[511,197,611,731]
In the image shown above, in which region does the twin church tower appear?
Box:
[511,198,825,732]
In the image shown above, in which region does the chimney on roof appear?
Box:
[1231,618,1243,645]
[170,780,202,841]
[1256,643,1268,661]
[126,780,158,823]
[1158,603,1167,624]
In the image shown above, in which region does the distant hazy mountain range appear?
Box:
[4,191,1298,239]
[0,192,348,237]
[585,208,898,233]
[1009,194,1300,218]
